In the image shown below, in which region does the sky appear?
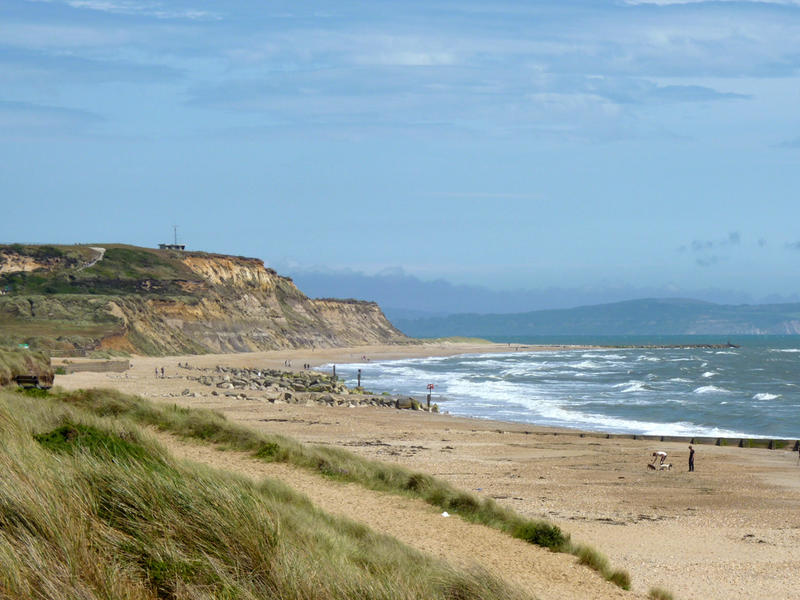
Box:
[2,0,800,309]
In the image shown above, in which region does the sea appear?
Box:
[330,336,800,439]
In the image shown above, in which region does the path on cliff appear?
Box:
[77,246,106,271]
[152,430,644,600]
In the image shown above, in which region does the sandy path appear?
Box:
[153,431,644,600]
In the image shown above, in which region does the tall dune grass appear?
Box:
[0,390,531,600]
[18,386,633,589]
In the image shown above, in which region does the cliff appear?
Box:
[0,244,410,355]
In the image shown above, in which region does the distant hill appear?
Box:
[392,298,800,338]
[0,244,409,355]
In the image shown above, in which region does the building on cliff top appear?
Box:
[159,225,185,251]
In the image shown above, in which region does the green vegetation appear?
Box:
[4,243,67,260]
[0,388,531,600]
[572,543,631,589]
[60,388,568,548]
[48,387,633,588]
[0,244,198,296]
[649,586,675,600]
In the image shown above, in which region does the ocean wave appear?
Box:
[715,351,738,355]
[694,385,730,394]
[669,377,692,383]
[613,380,650,393]
[702,371,716,378]
[637,355,660,362]
[573,360,605,370]
[752,393,781,401]
[770,348,800,353]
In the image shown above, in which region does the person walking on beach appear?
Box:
[688,445,695,472]
[160,367,165,378]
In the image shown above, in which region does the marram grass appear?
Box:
[17,386,634,590]
[0,390,530,600]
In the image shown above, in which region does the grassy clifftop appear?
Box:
[1,244,246,296]
[0,244,409,355]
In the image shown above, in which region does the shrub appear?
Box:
[512,521,567,550]
[649,587,675,600]
[34,422,156,466]
[608,568,631,590]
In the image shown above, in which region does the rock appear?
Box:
[181,388,191,396]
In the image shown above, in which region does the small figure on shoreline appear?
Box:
[689,445,695,472]
[651,451,667,466]
[154,367,158,378]
[160,367,165,378]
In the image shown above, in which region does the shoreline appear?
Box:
[53,341,799,442]
[51,342,800,599]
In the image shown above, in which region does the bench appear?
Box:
[13,375,51,390]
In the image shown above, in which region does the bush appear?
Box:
[512,521,567,550]
[649,587,675,600]
[575,544,609,572]
[608,568,631,590]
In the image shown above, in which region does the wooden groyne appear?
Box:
[534,431,798,450]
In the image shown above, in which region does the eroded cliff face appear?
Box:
[0,248,410,355]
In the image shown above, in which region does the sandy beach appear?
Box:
[54,342,800,600]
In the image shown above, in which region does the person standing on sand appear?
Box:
[689,445,695,472]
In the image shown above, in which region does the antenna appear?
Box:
[172,225,178,245]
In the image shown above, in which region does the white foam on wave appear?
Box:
[501,363,555,376]
[770,348,800,353]
[669,377,692,383]
[637,355,660,362]
[580,352,626,360]
[753,393,781,401]
[694,385,730,394]
[702,371,717,378]
[613,380,650,393]
[715,351,737,355]
[573,360,605,370]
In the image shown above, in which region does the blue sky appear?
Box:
[2,0,800,307]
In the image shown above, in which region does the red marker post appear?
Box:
[426,383,434,410]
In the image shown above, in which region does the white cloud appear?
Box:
[25,0,220,20]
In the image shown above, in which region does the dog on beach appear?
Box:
[647,462,672,471]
